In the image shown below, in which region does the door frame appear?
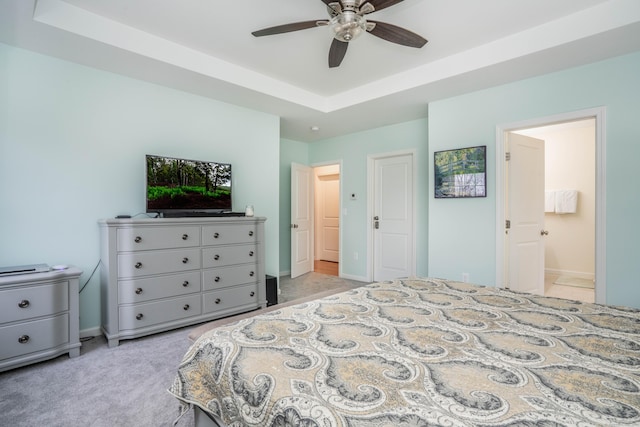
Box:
[495,107,606,304]
[367,150,417,283]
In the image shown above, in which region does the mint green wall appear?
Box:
[429,51,640,308]
[0,44,280,332]
[302,119,429,281]
[279,139,309,273]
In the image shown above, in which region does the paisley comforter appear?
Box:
[169,278,640,426]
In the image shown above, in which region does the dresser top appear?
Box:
[0,266,82,286]
[99,217,266,226]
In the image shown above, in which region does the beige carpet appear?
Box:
[0,273,365,427]
[553,275,595,289]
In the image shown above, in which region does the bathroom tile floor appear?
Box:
[544,273,595,303]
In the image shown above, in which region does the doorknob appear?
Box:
[540,229,549,236]
[374,216,379,229]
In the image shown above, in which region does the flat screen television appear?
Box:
[146,154,232,217]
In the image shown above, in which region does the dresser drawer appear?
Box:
[118,271,201,304]
[0,281,69,324]
[202,224,257,246]
[117,226,200,251]
[119,294,201,330]
[202,245,258,268]
[203,265,258,291]
[203,284,258,314]
[0,314,69,360]
[118,248,201,278]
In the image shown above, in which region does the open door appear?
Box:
[291,163,313,278]
[506,132,546,295]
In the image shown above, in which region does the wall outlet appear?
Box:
[353,252,359,261]
[462,273,470,283]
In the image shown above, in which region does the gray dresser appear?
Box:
[0,267,82,372]
[98,217,266,347]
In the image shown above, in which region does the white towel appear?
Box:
[545,190,556,213]
[555,189,578,214]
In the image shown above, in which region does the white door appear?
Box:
[291,163,313,278]
[316,173,340,262]
[506,132,546,295]
[373,154,414,281]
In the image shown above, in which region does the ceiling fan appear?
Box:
[252,0,427,68]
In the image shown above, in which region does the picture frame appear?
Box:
[434,145,486,198]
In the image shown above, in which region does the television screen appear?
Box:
[146,154,232,215]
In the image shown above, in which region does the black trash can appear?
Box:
[266,275,278,307]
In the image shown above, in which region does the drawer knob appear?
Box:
[249,251,254,257]
[214,276,220,283]
[182,281,189,287]
[213,232,220,239]
[135,236,142,243]
[250,291,255,297]
[18,299,30,308]
[182,234,188,240]
[214,254,220,261]
[249,271,255,277]
[18,335,30,344]
[182,257,189,264]
[136,313,144,320]
[183,304,190,311]
[135,288,143,295]
[215,298,221,304]
[135,262,143,269]
[249,231,254,237]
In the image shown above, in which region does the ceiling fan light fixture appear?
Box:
[330,12,367,42]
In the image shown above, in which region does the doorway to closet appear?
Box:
[313,164,340,277]
[290,162,341,278]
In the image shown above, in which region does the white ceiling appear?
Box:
[2,0,640,142]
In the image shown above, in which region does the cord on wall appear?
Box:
[79,259,101,294]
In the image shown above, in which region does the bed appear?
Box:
[169,277,640,426]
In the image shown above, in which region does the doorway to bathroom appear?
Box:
[496,107,606,304]
[513,119,595,303]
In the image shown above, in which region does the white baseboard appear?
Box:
[279,269,368,283]
[545,268,595,280]
[80,326,102,339]
[340,272,369,283]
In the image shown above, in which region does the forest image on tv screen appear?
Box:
[146,156,231,211]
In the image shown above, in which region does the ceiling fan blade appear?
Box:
[329,39,349,68]
[362,0,404,13]
[252,20,328,37]
[367,20,427,48]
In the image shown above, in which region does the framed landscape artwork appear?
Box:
[434,145,487,198]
